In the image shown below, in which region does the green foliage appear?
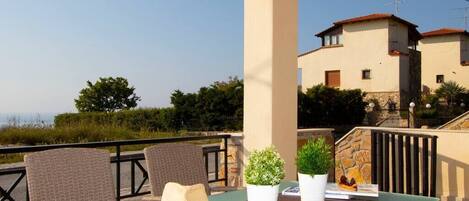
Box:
[298,85,367,127]
[416,108,438,119]
[421,94,439,107]
[55,108,177,132]
[435,81,467,107]
[456,92,469,110]
[296,138,333,176]
[63,80,368,132]
[170,76,243,131]
[244,147,285,186]
[75,77,141,112]
[0,124,179,145]
[59,77,242,132]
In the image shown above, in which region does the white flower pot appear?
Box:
[298,173,328,201]
[246,184,279,201]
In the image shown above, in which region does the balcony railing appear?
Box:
[371,130,437,197]
[0,134,231,201]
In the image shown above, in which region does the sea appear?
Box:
[0,113,56,127]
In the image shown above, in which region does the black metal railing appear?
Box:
[371,130,437,197]
[0,134,231,201]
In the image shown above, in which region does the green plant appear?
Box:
[416,108,438,119]
[55,108,178,132]
[298,84,367,128]
[244,146,285,186]
[296,138,333,176]
[435,81,467,107]
[75,77,141,112]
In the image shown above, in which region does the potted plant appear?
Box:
[296,138,333,201]
[244,146,285,201]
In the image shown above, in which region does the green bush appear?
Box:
[57,81,367,132]
[416,109,438,119]
[170,77,243,131]
[296,138,333,176]
[56,77,243,132]
[435,81,467,106]
[298,85,367,127]
[55,108,178,132]
[244,147,285,186]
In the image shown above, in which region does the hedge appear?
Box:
[55,84,367,131]
[298,85,367,127]
[55,108,178,132]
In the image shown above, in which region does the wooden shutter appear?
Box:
[325,70,340,87]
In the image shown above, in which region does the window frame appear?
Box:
[324,35,331,46]
[337,34,343,45]
[325,70,341,87]
[362,69,371,80]
[331,35,338,45]
[436,74,444,83]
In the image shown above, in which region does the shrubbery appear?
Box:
[56,82,367,131]
[56,77,243,132]
[55,108,178,132]
[170,77,243,131]
[418,81,468,118]
[298,85,367,128]
[416,108,438,119]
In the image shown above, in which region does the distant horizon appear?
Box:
[1,0,468,114]
[0,113,55,126]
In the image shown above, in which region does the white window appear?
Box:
[324,35,330,46]
[338,34,343,45]
[331,35,337,45]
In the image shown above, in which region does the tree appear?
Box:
[170,76,243,131]
[435,81,467,107]
[297,84,367,127]
[75,77,141,112]
[170,90,199,130]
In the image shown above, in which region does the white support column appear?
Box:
[243,0,298,180]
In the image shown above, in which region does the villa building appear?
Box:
[298,14,422,109]
[419,28,469,93]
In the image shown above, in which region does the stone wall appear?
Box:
[365,91,400,110]
[219,133,243,187]
[438,111,469,130]
[365,91,410,128]
[335,128,372,184]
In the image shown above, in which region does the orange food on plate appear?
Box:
[338,176,357,191]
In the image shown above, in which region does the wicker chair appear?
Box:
[143,143,236,200]
[24,148,115,201]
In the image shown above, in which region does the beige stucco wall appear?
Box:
[299,19,408,95]
[419,35,469,91]
[389,21,410,54]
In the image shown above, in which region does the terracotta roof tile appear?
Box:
[316,13,419,37]
[422,28,468,37]
[334,13,417,27]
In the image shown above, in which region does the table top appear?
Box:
[208,181,439,201]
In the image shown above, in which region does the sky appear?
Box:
[0,0,468,115]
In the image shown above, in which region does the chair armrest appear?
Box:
[210,186,243,192]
